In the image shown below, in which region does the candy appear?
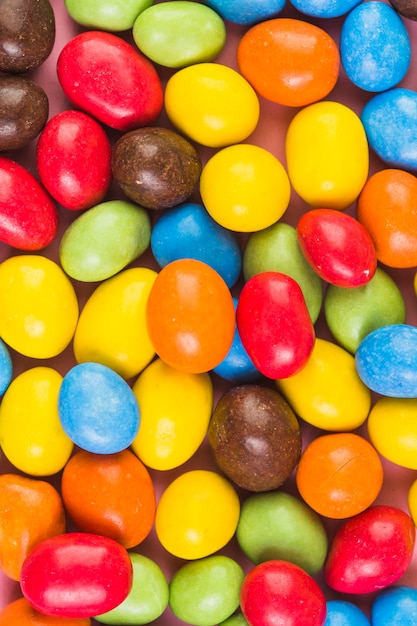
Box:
[200,144,291,232]
[236,491,328,576]
[73,267,157,379]
[286,101,369,209]
[20,532,133,618]
[0,255,78,359]
[236,272,315,379]
[289,0,361,18]
[131,357,213,471]
[340,2,411,92]
[208,385,301,492]
[324,505,416,594]
[155,469,240,560]
[0,367,73,476]
[0,339,12,396]
[132,2,226,68]
[0,158,58,250]
[57,31,163,131]
[0,473,65,581]
[356,324,417,397]
[170,555,244,626]
[237,18,340,107]
[64,0,152,31]
[59,200,151,282]
[203,0,285,24]
[164,63,260,148]
[0,597,91,625]
[371,586,417,626]
[58,362,140,454]
[111,127,202,210]
[368,397,417,470]
[36,110,112,211]
[389,0,417,20]
[324,600,370,626]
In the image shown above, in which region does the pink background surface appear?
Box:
[2,0,417,623]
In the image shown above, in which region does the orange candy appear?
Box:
[356,168,417,268]
[61,449,156,549]
[146,259,235,374]
[296,433,384,519]
[0,598,91,625]
[237,18,340,107]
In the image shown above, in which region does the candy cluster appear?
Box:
[1,0,417,625]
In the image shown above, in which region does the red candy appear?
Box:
[36,110,112,210]
[0,157,58,250]
[296,208,377,287]
[57,31,163,131]
[236,272,315,379]
[20,532,133,618]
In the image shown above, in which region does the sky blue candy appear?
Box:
[58,362,140,453]
[371,586,417,625]
[203,0,285,24]
[340,2,411,92]
[0,338,12,395]
[356,324,417,398]
[324,600,370,626]
[289,0,361,18]
[151,203,242,288]
[361,88,417,170]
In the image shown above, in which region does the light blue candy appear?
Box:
[340,2,411,92]
[361,88,417,170]
[0,338,12,395]
[289,0,361,18]
[324,600,370,626]
[58,362,140,454]
[151,203,242,288]
[203,0,285,25]
[371,586,417,626]
[356,324,417,398]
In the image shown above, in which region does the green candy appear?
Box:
[95,553,169,624]
[132,1,226,68]
[243,221,323,323]
[324,266,406,353]
[59,200,151,282]
[219,613,250,626]
[64,0,152,31]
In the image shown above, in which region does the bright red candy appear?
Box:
[20,532,133,618]
[57,31,163,131]
[0,157,58,249]
[240,560,327,626]
[36,110,112,210]
[236,272,315,379]
[324,505,416,594]
[296,208,377,287]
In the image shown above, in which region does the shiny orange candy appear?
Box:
[0,598,91,625]
[237,18,340,107]
[296,433,384,519]
[61,449,156,549]
[146,259,235,374]
[357,168,417,268]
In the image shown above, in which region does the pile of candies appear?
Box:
[3,0,417,624]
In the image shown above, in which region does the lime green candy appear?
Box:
[64,0,152,32]
[59,200,151,282]
[133,1,226,68]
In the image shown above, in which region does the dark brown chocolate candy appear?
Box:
[0,0,55,73]
[111,127,202,210]
[208,384,302,492]
[0,76,48,152]
[389,0,417,20]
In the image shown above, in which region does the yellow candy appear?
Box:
[276,338,371,431]
[368,397,417,470]
[285,101,369,210]
[200,144,291,232]
[131,357,213,470]
[407,479,417,527]
[164,62,260,148]
[0,367,73,476]
[0,255,78,359]
[73,267,157,379]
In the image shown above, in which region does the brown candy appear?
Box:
[0,76,49,152]
[111,127,202,210]
[0,0,55,73]
[208,385,302,492]
[388,0,417,20]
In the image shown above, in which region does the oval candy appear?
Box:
[368,397,417,470]
[289,0,361,18]
[64,0,152,32]
[203,0,285,24]
[0,597,91,626]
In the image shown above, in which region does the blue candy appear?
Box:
[356,324,417,397]
[371,586,417,626]
[340,2,411,92]
[203,0,285,24]
[324,600,370,626]
[58,362,140,453]
[0,338,12,396]
[361,88,417,170]
[289,0,361,18]
[151,202,242,288]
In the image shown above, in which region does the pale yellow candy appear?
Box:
[73,267,157,379]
